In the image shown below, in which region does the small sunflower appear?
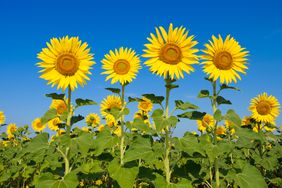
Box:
[216,126,226,135]
[37,36,95,91]
[197,114,215,132]
[241,116,252,126]
[138,97,153,112]
[81,127,90,133]
[85,113,101,127]
[6,123,17,137]
[32,118,46,132]
[100,95,123,123]
[97,124,105,132]
[0,111,5,125]
[101,47,141,85]
[57,129,66,136]
[48,117,61,131]
[249,93,280,124]
[201,35,249,84]
[50,99,68,115]
[113,126,122,137]
[143,23,199,79]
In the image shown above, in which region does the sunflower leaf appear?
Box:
[105,88,121,94]
[71,115,84,125]
[128,97,143,103]
[225,110,241,126]
[220,84,240,91]
[41,109,58,125]
[216,96,232,105]
[45,93,65,100]
[177,111,206,120]
[175,100,199,110]
[142,94,164,104]
[75,98,97,108]
[198,90,210,98]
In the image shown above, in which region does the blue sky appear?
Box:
[0,0,281,136]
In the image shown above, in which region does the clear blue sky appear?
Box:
[0,0,281,136]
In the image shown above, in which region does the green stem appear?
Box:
[57,147,70,176]
[164,78,172,184]
[212,81,220,188]
[66,86,72,136]
[120,84,126,166]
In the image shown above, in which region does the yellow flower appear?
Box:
[197,114,215,132]
[253,125,259,133]
[264,125,276,132]
[201,35,249,84]
[249,93,280,124]
[32,118,46,132]
[241,116,252,126]
[114,126,122,137]
[138,97,153,112]
[50,99,68,115]
[57,129,66,136]
[0,140,10,147]
[101,47,141,85]
[216,126,226,135]
[100,95,122,124]
[0,111,5,125]
[95,179,103,186]
[81,127,90,132]
[97,124,105,132]
[48,117,61,131]
[37,36,95,91]
[143,23,199,79]
[225,120,235,135]
[85,113,101,127]
[6,123,17,137]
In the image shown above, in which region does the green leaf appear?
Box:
[70,115,84,125]
[105,87,121,94]
[198,90,210,98]
[108,159,138,188]
[124,135,155,163]
[128,97,142,103]
[35,172,79,188]
[216,96,232,105]
[93,129,119,156]
[41,109,57,125]
[225,109,241,126]
[142,94,164,104]
[175,100,199,110]
[220,84,240,91]
[45,93,65,100]
[213,109,222,121]
[177,111,206,120]
[72,133,93,156]
[24,133,49,154]
[234,164,267,188]
[131,119,155,133]
[174,133,204,156]
[75,98,97,107]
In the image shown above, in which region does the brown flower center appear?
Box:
[56,54,79,76]
[57,104,67,114]
[256,101,271,115]
[214,51,233,70]
[140,102,149,110]
[160,44,182,65]
[202,116,211,127]
[113,59,130,75]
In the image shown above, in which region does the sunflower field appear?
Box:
[0,23,281,188]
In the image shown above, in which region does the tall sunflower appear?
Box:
[142,23,199,79]
[249,93,280,124]
[0,111,5,125]
[201,35,249,84]
[32,118,46,132]
[100,95,123,123]
[101,47,141,85]
[37,36,95,91]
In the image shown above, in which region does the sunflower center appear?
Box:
[57,104,67,114]
[160,44,182,65]
[202,117,211,127]
[256,101,271,115]
[113,59,130,75]
[214,51,233,70]
[140,102,149,110]
[56,54,79,76]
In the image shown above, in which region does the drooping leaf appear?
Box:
[75,98,97,108]
[45,93,65,100]
[220,84,240,91]
[177,111,206,120]
[198,90,210,98]
[71,115,84,125]
[175,100,199,110]
[41,109,57,125]
[142,94,164,104]
[216,96,232,105]
[105,87,121,94]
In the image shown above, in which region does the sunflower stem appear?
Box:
[66,86,72,136]
[212,81,220,188]
[120,84,126,166]
[164,78,172,184]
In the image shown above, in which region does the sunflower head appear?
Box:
[6,123,17,137]
[143,23,199,80]
[101,47,141,85]
[0,111,5,125]
[138,97,153,112]
[97,124,105,132]
[197,114,215,132]
[249,93,280,124]
[81,127,90,133]
[85,113,101,127]
[201,35,249,84]
[48,117,61,131]
[241,116,252,127]
[37,36,95,91]
[100,95,123,123]
[50,99,68,115]
[113,126,122,137]
[57,129,66,136]
[32,118,46,132]
[216,126,226,135]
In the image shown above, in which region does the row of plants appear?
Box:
[0,23,281,188]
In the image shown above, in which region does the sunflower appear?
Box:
[57,129,66,136]
[81,127,90,133]
[97,124,105,132]
[101,47,141,85]
[143,23,199,79]
[249,93,280,124]
[50,99,68,115]
[48,117,61,131]
[216,126,226,135]
[197,114,215,132]
[138,97,153,112]
[37,36,95,91]
[241,116,252,126]
[6,123,17,137]
[201,35,249,84]
[85,113,101,127]
[100,95,123,123]
[0,111,5,125]
[32,118,46,132]
[113,126,122,137]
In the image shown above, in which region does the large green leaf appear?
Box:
[177,111,206,120]
[93,129,119,156]
[35,172,78,188]
[225,109,241,126]
[75,98,97,108]
[216,96,232,105]
[41,109,58,125]
[142,94,164,104]
[175,100,199,110]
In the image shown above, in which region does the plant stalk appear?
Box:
[120,84,126,166]
[66,86,72,136]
